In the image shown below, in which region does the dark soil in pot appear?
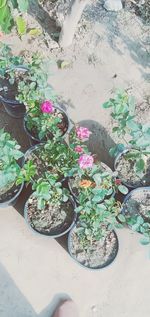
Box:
[24,107,69,145]
[68,226,118,269]
[0,181,24,207]
[115,149,150,188]
[25,195,76,237]
[122,187,150,223]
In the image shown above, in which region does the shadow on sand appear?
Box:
[0,262,70,317]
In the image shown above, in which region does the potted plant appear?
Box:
[24,100,70,145]
[24,173,77,237]
[0,44,56,119]
[122,187,150,246]
[0,129,25,207]
[68,125,128,200]
[0,43,27,118]
[69,164,128,203]
[102,90,150,188]
[23,138,83,183]
[68,197,125,269]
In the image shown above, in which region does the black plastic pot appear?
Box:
[23,105,71,146]
[68,226,119,270]
[0,182,24,208]
[114,148,150,189]
[0,98,26,119]
[0,66,28,119]
[24,195,77,238]
[121,187,150,224]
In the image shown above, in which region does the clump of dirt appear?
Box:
[115,150,150,187]
[123,188,150,221]
[69,228,118,268]
[26,195,75,235]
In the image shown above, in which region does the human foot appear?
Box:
[52,300,79,317]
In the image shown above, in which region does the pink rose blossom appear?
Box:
[76,127,91,140]
[78,154,94,169]
[41,100,54,113]
[75,146,83,153]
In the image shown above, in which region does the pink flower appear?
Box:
[115,179,122,185]
[76,127,91,140]
[78,154,94,169]
[75,146,83,153]
[40,100,54,113]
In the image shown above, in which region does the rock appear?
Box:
[104,0,123,11]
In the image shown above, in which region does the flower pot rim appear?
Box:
[0,65,28,105]
[0,181,24,208]
[24,194,77,238]
[114,147,149,189]
[122,186,150,213]
[68,225,119,270]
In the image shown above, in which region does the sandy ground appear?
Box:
[0,1,150,316]
[0,207,150,317]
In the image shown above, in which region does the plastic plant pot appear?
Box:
[0,66,28,119]
[0,98,26,119]
[121,186,150,223]
[114,149,150,189]
[68,226,119,270]
[23,105,71,146]
[0,182,24,208]
[24,195,77,238]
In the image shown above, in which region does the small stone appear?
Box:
[104,0,123,12]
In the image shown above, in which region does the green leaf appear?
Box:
[75,206,83,213]
[17,0,29,12]
[109,144,125,158]
[62,194,68,202]
[112,126,119,132]
[0,3,13,33]
[135,159,145,174]
[127,120,140,131]
[93,173,102,185]
[117,214,126,223]
[60,60,71,69]
[16,16,27,36]
[102,101,112,108]
[118,185,128,195]
[140,237,150,245]
[28,28,42,36]
[132,224,140,232]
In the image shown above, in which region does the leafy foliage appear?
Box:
[25,103,63,141]
[32,173,70,210]
[70,162,128,200]
[0,0,29,34]
[76,197,124,246]
[0,129,24,192]
[102,90,150,177]
[126,213,150,246]
[16,16,27,36]
[0,44,56,114]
